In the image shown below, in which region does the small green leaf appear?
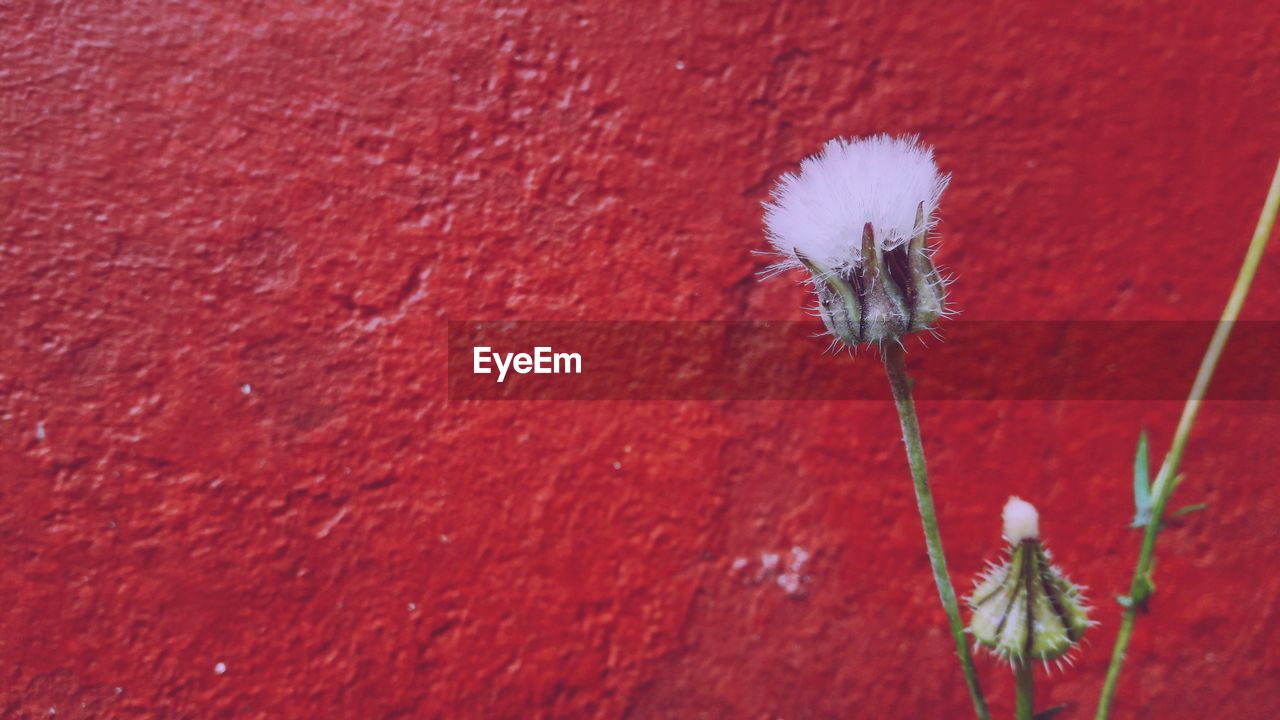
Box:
[1172,502,1207,518]
[1033,705,1069,720]
[1132,573,1155,605]
[1118,571,1157,611]
[1130,431,1152,528]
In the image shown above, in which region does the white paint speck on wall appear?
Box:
[214,662,227,675]
[741,546,813,597]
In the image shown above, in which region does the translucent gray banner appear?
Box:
[448,321,1280,401]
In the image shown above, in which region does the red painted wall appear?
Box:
[4,2,1280,718]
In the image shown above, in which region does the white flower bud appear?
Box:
[968,499,1093,666]
[1002,496,1040,544]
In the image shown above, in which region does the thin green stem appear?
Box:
[1095,158,1280,720]
[1015,660,1035,720]
[884,342,990,720]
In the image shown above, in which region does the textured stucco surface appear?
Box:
[3,1,1280,718]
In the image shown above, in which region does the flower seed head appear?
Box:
[968,498,1092,665]
[763,134,951,347]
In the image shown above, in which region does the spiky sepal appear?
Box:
[797,205,947,348]
[967,540,1090,664]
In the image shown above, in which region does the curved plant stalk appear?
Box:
[1095,158,1280,720]
[884,342,991,720]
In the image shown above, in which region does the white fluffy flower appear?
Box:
[760,134,952,347]
[764,134,949,273]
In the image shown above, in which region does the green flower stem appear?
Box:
[1095,158,1280,720]
[1015,660,1035,720]
[884,342,991,720]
